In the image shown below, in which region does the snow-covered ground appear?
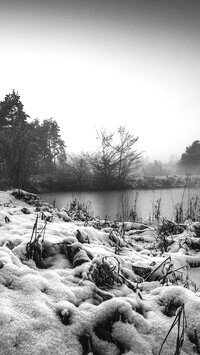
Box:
[0,190,200,355]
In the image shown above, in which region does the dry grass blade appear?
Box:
[103,256,138,292]
[102,256,121,274]
[194,328,200,354]
[30,214,39,244]
[144,256,171,281]
[40,220,47,243]
[89,258,122,287]
[158,303,187,355]
[26,215,47,268]
[26,214,39,258]
[159,265,187,284]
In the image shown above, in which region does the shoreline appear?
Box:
[1,175,200,195]
[0,189,200,354]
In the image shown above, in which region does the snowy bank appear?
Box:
[0,190,200,355]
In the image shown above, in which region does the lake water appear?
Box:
[41,188,200,221]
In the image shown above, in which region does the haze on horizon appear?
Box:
[0,0,200,163]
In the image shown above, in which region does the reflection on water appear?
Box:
[41,188,200,221]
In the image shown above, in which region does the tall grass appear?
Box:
[174,175,200,222]
[116,190,140,222]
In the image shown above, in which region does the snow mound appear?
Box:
[0,190,200,354]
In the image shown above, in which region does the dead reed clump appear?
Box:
[26,215,47,268]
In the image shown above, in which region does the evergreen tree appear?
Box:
[0,90,31,183]
[0,90,28,127]
[0,91,67,188]
[179,140,200,167]
[179,140,200,174]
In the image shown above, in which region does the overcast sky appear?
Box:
[1,0,200,162]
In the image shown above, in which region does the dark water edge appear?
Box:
[2,174,200,194]
[35,175,200,193]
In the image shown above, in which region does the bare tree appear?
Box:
[90,126,142,188]
[70,152,92,189]
[90,129,118,187]
[115,126,142,186]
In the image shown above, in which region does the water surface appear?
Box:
[41,188,200,221]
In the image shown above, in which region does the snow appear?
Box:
[0,190,200,354]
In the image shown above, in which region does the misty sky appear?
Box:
[1,0,200,162]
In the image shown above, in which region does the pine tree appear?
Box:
[0,90,31,184]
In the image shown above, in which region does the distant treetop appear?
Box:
[0,90,29,127]
[179,140,200,168]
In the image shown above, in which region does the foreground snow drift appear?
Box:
[0,190,200,355]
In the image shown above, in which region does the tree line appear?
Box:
[0,90,198,192]
[0,91,142,191]
[142,142,200,177]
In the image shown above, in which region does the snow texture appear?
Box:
[0,190,200,354]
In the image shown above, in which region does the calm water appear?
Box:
[41,188,200,221]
